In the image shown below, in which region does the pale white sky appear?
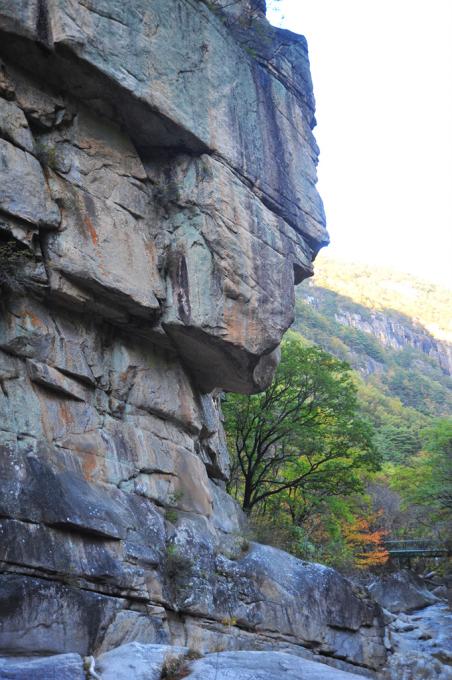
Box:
[269,0,452,287]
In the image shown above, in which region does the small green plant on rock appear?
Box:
[168,490,184,504]
[165,544,194,602]
[165,508,179,524]
[165,490,185,524]
[218,531,252,561]
[220,615,237,627]
[35,139,59,170]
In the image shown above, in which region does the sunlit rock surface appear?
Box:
[0,0,387,676]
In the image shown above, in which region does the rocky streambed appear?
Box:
[366,570,452,680]
[383,602,452,679]
[1,605,450,680]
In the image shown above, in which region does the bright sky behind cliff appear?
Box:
[268,0,452,287]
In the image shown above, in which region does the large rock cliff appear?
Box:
[0,1,386,676]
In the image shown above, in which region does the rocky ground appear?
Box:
[0,646,374,679]
[371,571,452,680]
[1,597,450,679]
[0,568,450,678]
[383,602,452,679]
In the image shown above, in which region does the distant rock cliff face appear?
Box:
[334,309,452,377]
[0,1,386,675]
[301,257,452,380]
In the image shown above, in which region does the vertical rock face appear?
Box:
[0,1,385,674]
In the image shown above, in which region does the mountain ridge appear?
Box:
[310,254,452,343]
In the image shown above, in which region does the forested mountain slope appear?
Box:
[310,256,452,342]
[292,257,452,469]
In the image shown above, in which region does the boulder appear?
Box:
[368,571,438,613]
[160,537,386,670]
[383,600,452,679]
[95,608,170,654]
[382,650,452,680]
[432,585,448,600]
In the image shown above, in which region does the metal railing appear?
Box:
[383,539,449,558]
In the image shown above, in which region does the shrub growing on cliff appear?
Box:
[224,331,380,516]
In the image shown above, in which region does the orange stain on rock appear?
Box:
[59,401,73,428]
[81,453,98,482]
[83,215,98,246]
[21,310,46,329]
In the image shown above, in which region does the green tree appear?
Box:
[384,418,452,543]
[373,423,421,462]
[421,418,452,513]
[224,331,380,515]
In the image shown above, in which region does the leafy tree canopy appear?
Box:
[224,331,380,515]
[420,418,452,514]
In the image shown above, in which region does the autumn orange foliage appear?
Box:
[343,513,389,569]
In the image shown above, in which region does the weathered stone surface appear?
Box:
[34,103,164,319]
[0,0,327,390]
[152,153,313,392]
[384,651,452,680]
[0,519,147,596]
[0,0,327,241]
[95,609,170,654]
[162,537,386,670]
[368,571,438,614]
[0,138,60,227]
[209,0,267,25]
[0,299,95,383]
[0,2,43,43]
[209,480,246,535]
[0,97,34,153]
[0,653,85,680]
[0,575,122,655]
[382,602,452,680]
[185,650,370,679]
[26,358,88,400]
[7,62,74,129]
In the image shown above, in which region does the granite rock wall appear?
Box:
[0,0,387,675]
